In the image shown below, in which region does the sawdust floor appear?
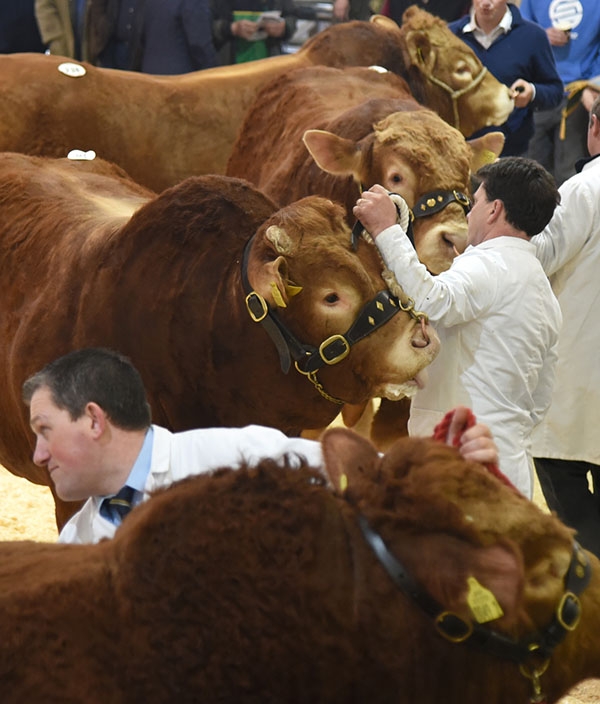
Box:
[0,466,598,702]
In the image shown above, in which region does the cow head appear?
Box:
[298,11,513,139]
[303,108,504,274]
[245,196,440,405]
[322,430,600,702]
[397,7,514,136]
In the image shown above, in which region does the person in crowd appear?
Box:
[1,0,45,53]
[23,348,498,544]
[382,0,469,24]
[449,0,563,157]
[530,94,600,557]
[519,0,600,185]
[332,0,372,21]
[98,0,217,73]
[211,0,297,64]
[353,157,562,498]
[35,0,113,63]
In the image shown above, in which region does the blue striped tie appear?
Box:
[100,485,135,525]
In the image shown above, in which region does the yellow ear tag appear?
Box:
[339,473,348,493]
[270,281,287,308]
[481,149,498,165]
[285,283,303,298]
[466,576,504,623]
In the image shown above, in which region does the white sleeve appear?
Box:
[533,178,594,276]
[376,225,497,326]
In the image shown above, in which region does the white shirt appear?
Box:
[531,155,600,463]
[59,424,324,544]
[376,225,562,497]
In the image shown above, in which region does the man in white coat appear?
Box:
[23,347,498,544]
[531,95,600,557]
[353,157,562,499]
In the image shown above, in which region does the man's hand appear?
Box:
[446,406,499,465]
[231,19,260,40]
[352,184,398,239]
[510,79,534,108]
[546,26,570,47]
[333,0,350,21]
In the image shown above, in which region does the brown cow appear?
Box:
[0,431,598,703]
[0,152,438,524]
[228,64,505,276]
[0,10,512,191]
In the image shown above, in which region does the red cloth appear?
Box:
[380,0,390,16]
[432,408,517,491]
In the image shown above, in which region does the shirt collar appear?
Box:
[124,426,154,493]
[576,152,600,173]
[463,6,512,48]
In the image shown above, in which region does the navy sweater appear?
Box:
[450,4,563,156]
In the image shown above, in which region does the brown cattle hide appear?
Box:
[0,10,512,191]
[0,432,598,703]
[0,153,438,525]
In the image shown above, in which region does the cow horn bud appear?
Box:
[266,225,294,255]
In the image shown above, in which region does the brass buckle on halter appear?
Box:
[453,190,472,212]
[319,334,350,365]
[245,291,268,323]
[556,592,581,631]
[434,611,473,643]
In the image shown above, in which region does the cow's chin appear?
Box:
[376,369,429,401]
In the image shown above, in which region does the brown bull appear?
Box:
[0,153,438,524]
[0,431,598,703]
[228,64,504,276]
[0,9,512,191]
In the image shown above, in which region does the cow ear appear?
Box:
[320,427,380,497]
[249,255,290,309]
[468,132,505,171]
[369,14,401,33]
[403,30,435,72]
[303,129,361,176]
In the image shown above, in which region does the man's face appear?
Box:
[29,386,99,502]
[466,183,491,247]
[473,0,508,24]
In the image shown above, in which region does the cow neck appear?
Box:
[356,513,591,703]
[240,233,404,406]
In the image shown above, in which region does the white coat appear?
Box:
[376,226,562,497]
[58,424,324,544]
[531,155,600,464]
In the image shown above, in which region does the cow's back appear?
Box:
[228,66,414,190]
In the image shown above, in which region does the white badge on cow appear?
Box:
[67,149,96,161]
[58,62,87,78]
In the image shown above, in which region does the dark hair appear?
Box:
[476,157,560,237]
[22,348,151,430]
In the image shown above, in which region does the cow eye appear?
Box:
[390,174,403,184]
[455,62,471,76]
[324,293,339,304]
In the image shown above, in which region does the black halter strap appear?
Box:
[358,514,591,665]
[351,189,471,252]
[241,234,401,390]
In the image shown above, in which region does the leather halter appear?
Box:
[358,514,591,675]
[241,233,402,405]
[351,189,471,253]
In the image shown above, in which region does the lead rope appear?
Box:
[377,192,431,344]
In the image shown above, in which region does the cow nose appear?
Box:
[411,319,431,348]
